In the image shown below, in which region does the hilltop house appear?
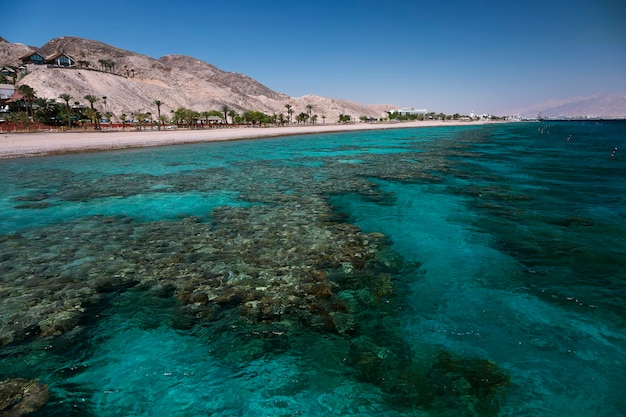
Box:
[20,51,75,67]
[46,52,75,67]
[20,51,46,65]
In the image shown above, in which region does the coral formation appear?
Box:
[0,131,511,415]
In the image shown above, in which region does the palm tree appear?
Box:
[338,114,351,123]
[133,112,147,130]
[16,111,30,131]
[306,104,313,118]
[154,100,163,130]
[296,112,309,124]
[18,84,36,119]
[59,93,72,130]
[83,108,98,128]
[34,98,59,125]
[284,104,293,124]
[200,111,211,128]
[120,113,127,130]
[172,108,185,125]
[228,110,237,125]
[221,105,230,125]
[84,94,99,129]
[188,110,200,129]
[5,112,17,131]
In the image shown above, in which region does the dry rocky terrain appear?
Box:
[1,36,394,122]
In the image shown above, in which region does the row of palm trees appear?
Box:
[151,103,330,128]
[61,95,327,129]
[3,86,110,129]
[3,83,349,131]
[98,59,116,73]
[284,103,326,125]
[74,59,135,77]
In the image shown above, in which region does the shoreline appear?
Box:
[0,120,497,159]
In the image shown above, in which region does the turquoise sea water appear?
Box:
[1,121,625,416]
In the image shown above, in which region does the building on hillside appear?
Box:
[20,51,46,65]
[45,52,75,67]
[388,107,428,116]
[1,66,28,84]
[1,67,16,81]
[0,87,32,115]
[20,51,76,67]
[0,84,16,121]
[0,84,15,101]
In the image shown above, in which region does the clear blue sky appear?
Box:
[3,0,625,115]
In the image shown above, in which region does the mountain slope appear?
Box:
[0,37,35,67]
[510,93,626,118]
[1,36,393,121]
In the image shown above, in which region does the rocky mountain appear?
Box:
[0,37,35,67]
[0,36,394,121]
[510,93,626,119]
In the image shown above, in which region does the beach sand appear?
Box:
[0,120,489,159]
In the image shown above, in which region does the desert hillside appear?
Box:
[1,36,394,121]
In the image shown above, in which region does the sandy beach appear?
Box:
[0,120,489,159]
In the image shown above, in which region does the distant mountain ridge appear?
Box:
[0,36,394,121]
[510,93,626,119]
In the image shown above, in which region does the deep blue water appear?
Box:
[1,121,624,416]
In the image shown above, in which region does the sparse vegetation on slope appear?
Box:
[1,36,394,125]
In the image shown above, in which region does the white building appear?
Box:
[0,84,14,101]
[388,107,428,116]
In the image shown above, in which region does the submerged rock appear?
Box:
[427,352,511,416]
[0,378,49,417]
